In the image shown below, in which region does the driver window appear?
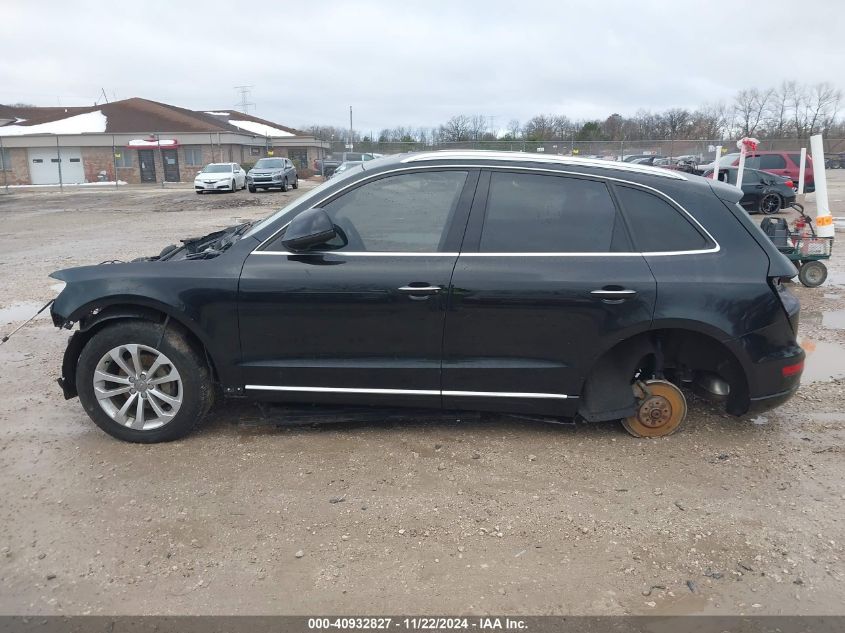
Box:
[319,171,468,252]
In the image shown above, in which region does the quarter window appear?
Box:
[319,170,468,252]
[184,146,203,166]
[616,186,710,253]
[479,172,624,253]
[0,148,11,170]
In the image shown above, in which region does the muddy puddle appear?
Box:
[0,300,50,326]
[825,269,845,286]
[799,338,845,383]
[821,309,845,329]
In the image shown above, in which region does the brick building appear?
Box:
[0,98,330,185]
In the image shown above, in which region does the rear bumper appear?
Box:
[730,338,805,415]
[746,383,801,414]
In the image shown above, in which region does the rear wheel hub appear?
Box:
[622,379,687,438]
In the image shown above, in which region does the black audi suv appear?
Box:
[50,151,804,442]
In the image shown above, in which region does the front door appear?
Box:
[442,170,657,416]
[237,168,479,408]
[138,150,156,183]
[162,149,180,182]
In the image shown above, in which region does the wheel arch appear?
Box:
[59,302,220,400]
[577,326,750,422]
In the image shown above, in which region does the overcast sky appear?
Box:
[2,0,843,132]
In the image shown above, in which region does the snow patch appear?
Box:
[204,111,231,116]
[0,111,107,136]
[228,119,295,137]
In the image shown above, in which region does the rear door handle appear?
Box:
[591,288,638,303]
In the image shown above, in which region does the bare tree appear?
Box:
[439,115,472,142]
[507,119,521,139]
[733,88,773,136]
[766,81,795,137]
[807,82,842,136]
[690,103,728,139]
[468,115,488,141]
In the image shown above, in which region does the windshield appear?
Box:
[717,153,741,167]
[335,161,363,173]
[254,158,284,169]
[243,164,365,238]
[201,164,232,173]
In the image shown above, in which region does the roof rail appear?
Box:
[400,150,688,180]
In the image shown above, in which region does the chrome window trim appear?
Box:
[245,385,572,399]
[252,164,719,256]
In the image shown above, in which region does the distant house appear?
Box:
[0,97,329,185]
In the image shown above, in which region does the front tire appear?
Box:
[76,321,213,443]
[248,185,256,193]
[280,178,289,192]
[292,177,299,189]
[230,180,236,192]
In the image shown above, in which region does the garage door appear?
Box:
[28,147,86,185]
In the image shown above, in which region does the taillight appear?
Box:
[784,179,794,188]
[782,360,803,377]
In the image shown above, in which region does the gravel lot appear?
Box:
[0,175,844,616]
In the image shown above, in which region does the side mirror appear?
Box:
[282,208,336,251]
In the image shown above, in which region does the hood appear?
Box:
[250,168,283,174]
[195,171,233,180]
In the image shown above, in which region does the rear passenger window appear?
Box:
[748,154,786,170]
[616,186,710,253]
[479,172,626,252]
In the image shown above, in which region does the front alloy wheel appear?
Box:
[93,344,183,430]
[77,321,213,442]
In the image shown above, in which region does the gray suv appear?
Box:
[247,157,298,192]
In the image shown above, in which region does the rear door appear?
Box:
[442,169,657,416]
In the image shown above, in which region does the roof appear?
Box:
[399,150,687,180]
[0,97,309,137]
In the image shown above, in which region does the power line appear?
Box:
[234,86,255,114]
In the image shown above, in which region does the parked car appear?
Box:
[194,163,246,193]
[696,152,741,174]
[629,155,667,165]
[329,160,364,179]
[702,167,797,214]
[247,157,298,192]
[623,154,665,164]
[699,151,814,192]
[49,151,803,443]
[315,152,376,177]
[825,152,844,169]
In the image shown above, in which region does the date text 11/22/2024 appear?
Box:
[307,617,527,630]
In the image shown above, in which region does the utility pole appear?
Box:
[349,106,354,151]
[234,86,255,114]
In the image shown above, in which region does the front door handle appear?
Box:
[398,284,441,300]
[591,288,638,303]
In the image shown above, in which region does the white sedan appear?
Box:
[194,163,247,193]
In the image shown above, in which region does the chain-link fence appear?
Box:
[332,138,845,160]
